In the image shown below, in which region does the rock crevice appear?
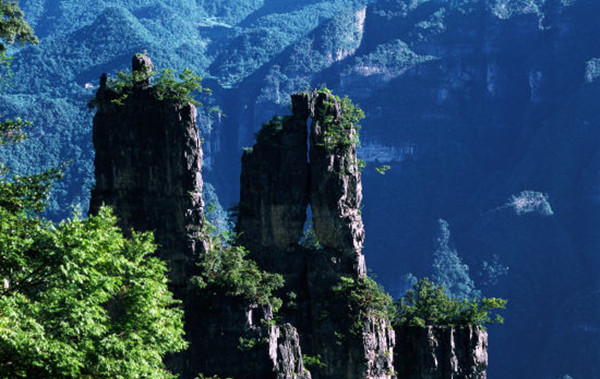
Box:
[237,91,393,378]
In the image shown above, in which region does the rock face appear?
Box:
[89,55,204,295]
[394,326,488,379]
[90,56,309,379]
[90,57,487,379]
[237,94,310,263]
[237,91,394,379]
[187,298,311,379]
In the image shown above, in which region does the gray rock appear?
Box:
[394,326,488,379]
[237,91,394,379]
[90,55,204,295]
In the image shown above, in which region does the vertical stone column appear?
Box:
[89,55,204,296]
[237,94,310,270]
[308,90,366,276]
[237,91,395,379]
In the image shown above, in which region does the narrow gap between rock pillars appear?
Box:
[302,117,314,247]
[299,205,315,248]
[306,116,312,164]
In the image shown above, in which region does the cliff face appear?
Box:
[90,56,309,379]
[237,91,393,379]
[89,55,205,294]
[394,326,488,379]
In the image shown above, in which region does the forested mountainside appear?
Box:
[1,0,599,377]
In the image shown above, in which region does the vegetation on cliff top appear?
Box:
[394,278,506,328]
[252,87,364,153]
[316,87,364,152]
[332,275,395,326]
[88,57,212,109]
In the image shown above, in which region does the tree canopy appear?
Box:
[0,208,187,378]
[0,0,37,52]
[0,4,187,377]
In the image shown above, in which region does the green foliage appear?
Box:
[358,159,366,171]
[354,39,437,74]
[0,117,29,144]
[0,0,37,83]
[394,278,506,328]
[190,220,284,311]
[0,206,187,378]
[332,276,395,325]
[89,59,210,109]
[299,223,322,250]
[210,0,369,86]
[0,1,37,51]
[254,115,289,144]
[237,336,258,351]
[0,164,63,213]
[375,165,390,175]
[316,88,364,151]
[302,353,327,369]
[432,219,480,300]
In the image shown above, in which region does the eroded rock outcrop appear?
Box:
[90,56,309,379]
[237,91,394,379]
[394,326,488,379]
[187,298,311,379]
[90,55,204,294]
[90,57,487,379]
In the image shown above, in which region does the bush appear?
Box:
[88,56,212,109]
[394,278,506,328]
[254,115,289,144]
[190,220,284,311]
[316,87,364,151]
[332,276,395,323]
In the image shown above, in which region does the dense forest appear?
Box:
[1,0,599,377]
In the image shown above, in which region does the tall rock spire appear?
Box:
[89,55,204,295]
[237,90,394,378]
[89,56,310,379]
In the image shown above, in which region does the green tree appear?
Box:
[0,208,187,378]
[0,1,36,50]
[394,278,506,328]
[0,4,187,377]
[190,218,284,311]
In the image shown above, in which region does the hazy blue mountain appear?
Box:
[1,0,599,377]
